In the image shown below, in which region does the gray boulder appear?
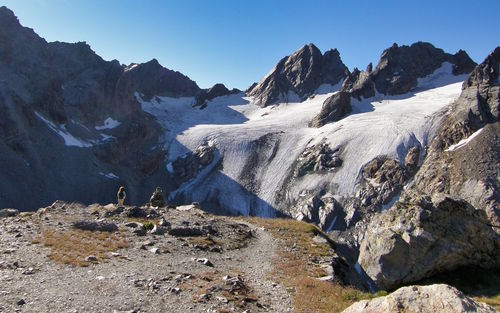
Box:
[357,191,500,290]
[0,208,19,218]
[168,226,204,237]
[73,220,118,232]
[342,284,496,313]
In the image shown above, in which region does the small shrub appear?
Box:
[143,221,154,230]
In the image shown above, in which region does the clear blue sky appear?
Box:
[2,0,500,89]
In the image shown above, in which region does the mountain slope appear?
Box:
[355,48,500,291]
[0,6,200,210]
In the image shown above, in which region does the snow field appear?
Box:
[138,64,467,215]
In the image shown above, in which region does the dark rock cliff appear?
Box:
[247,43,348,107]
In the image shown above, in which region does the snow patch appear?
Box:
[100,172,119,179]
[326,216,338,233]
[166,162,174,174]
[416,62,468,89]
[59,124,93,147]
[314,80,343,95]
[95,117,121,130]
[35,112,93,147]
[100,133,115,141]
[36,112,115,147]
[445,128,484,152]
[124,63,138,72]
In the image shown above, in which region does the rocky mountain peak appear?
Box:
[248,43,348,107]
[311,42,477,127]
[372,41,474,95]
[118,58,200,99]
[0,6,19,26]
[194,83,241,108]
[465,46,500,87]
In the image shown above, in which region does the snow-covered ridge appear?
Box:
[138,63,467,215]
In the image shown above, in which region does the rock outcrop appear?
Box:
[311,42,476,127]
[167,142,217,189]
[292,191,346,231]
[248,43,348,107]
[342,284,497,313]
[194,83,241,108]
[293,142,343,177]
[309,91,351,127]
[357,191,500,290]
[412,47,500,227]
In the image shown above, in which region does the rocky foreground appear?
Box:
[0,202,292,312]
[0,202,497,312]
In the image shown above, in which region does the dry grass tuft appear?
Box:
[127,217,161,225]
[244,217,383,313]
[33,228,129,267]
[188,235,223,249]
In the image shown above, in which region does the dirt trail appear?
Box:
[0,202,293,312]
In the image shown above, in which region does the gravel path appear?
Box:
[0,202,293,312]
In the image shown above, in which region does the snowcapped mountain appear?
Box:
[1,5,499,293]
[137,62,467,221]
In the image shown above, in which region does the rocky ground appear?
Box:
[0,202,294,313]
[0,202,498,313]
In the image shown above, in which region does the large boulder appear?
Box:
[342,284,496,313]
[357,191,500,291]
[0,208,19,218]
